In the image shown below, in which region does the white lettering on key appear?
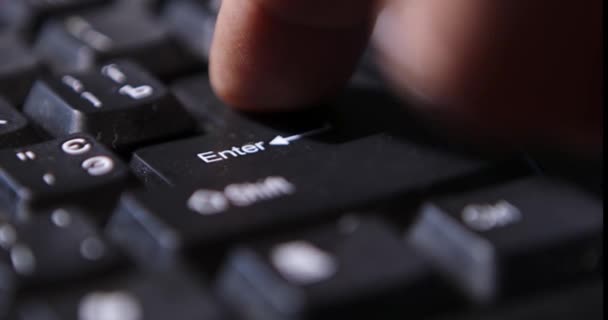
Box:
[187,190,229,216]
[78,291,142,320]
[197,142,266,164]
[62,75,84,92]
[461,200,522,232]
[119,85,154,100]
[81,92,103,108]
[16,151,36,161]
[62,138,92,155]
[101,64,127,84]
[82,156,114,176]
[187,176,295,215]
[271,241,338,285]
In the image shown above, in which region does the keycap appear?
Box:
[115,132,492,269]
[23,61,195,149]
[0,209,124,289]
[0,33,40,106]
[0,0,108,32]
[405,177,603,304]
[0,134,128,215]
[0,98,39,149]
[163,0,220,61]
[16,271,226,320]
[217,217,452,320]
[34,1,197,77]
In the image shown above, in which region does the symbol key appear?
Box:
[0,134,128,216]
[23,61,195,150]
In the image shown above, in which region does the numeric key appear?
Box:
[23,61,195,149]
[406,177,603,304]
[0,134,128,215]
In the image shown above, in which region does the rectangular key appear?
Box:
[406,177,603,304]
[0,98,39,149]
[34,1,197,77]
[0,209,124,289]
[23,61,195,150]
[114,133,489,270]
[217,217,453,320]
[16,271,226,320]
[0,134,128,215]
[0,33,40,106]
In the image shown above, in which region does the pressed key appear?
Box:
[217,217,453,320]
[0,134,128,215]
[34,1,197,77]
[0,99,39,149]
[406,177,603,304]
[23,61,195,150]
[0,209,124,289]
[16,271,226,320]
[0,33,40,106]
[114,133,488,271]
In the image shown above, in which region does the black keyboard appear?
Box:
[0,1,603,319]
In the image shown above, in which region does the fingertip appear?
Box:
[209,0,375,111]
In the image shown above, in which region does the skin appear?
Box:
[209,0,603,155]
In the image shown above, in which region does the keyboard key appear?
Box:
[406,177,603,304]
[0,134,128,215]
[0,209,124,289]
[0,0,108,32]
[217,217,452,320]
[23,61,195,149]
[163,0,220,61]
[0,33,40,106]
[0,99,39,149]
[115,133,490,268]
[16,271,226,320]
[34,1,197,77]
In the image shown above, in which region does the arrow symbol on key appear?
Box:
[269,124,332,146]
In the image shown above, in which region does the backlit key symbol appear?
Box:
[119,85,154,100]
[16,151,36,161]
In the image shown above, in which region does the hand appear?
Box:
[209,0,602,154]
